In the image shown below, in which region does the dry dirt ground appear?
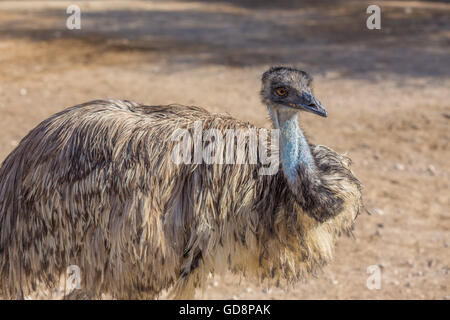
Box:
[0,0,448,299]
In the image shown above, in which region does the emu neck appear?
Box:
[276,111,316,186]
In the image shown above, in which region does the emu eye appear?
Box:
[275,88,288,97]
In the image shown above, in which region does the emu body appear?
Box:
[0,68,362,299]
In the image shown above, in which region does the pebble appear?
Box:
[395,163,405,171]
[372,208,384,216]
[212,280,219,287]
[246,287,253,293]
[379,262,389,269]
[19,88,27,96]
[427,165,436,176]
[231,295,238,300]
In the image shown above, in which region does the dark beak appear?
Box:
[292,92,328,117]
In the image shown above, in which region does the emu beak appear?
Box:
[291,92,328,117]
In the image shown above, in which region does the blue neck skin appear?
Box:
[271,108,316,186]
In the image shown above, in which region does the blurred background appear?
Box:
[0,0,448,299]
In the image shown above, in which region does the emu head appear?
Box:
[261,66,327,128]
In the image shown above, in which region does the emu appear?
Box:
[0,67,362,299]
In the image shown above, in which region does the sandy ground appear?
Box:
[0,0,449,299]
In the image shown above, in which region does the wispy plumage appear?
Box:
[0,67,362,299]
